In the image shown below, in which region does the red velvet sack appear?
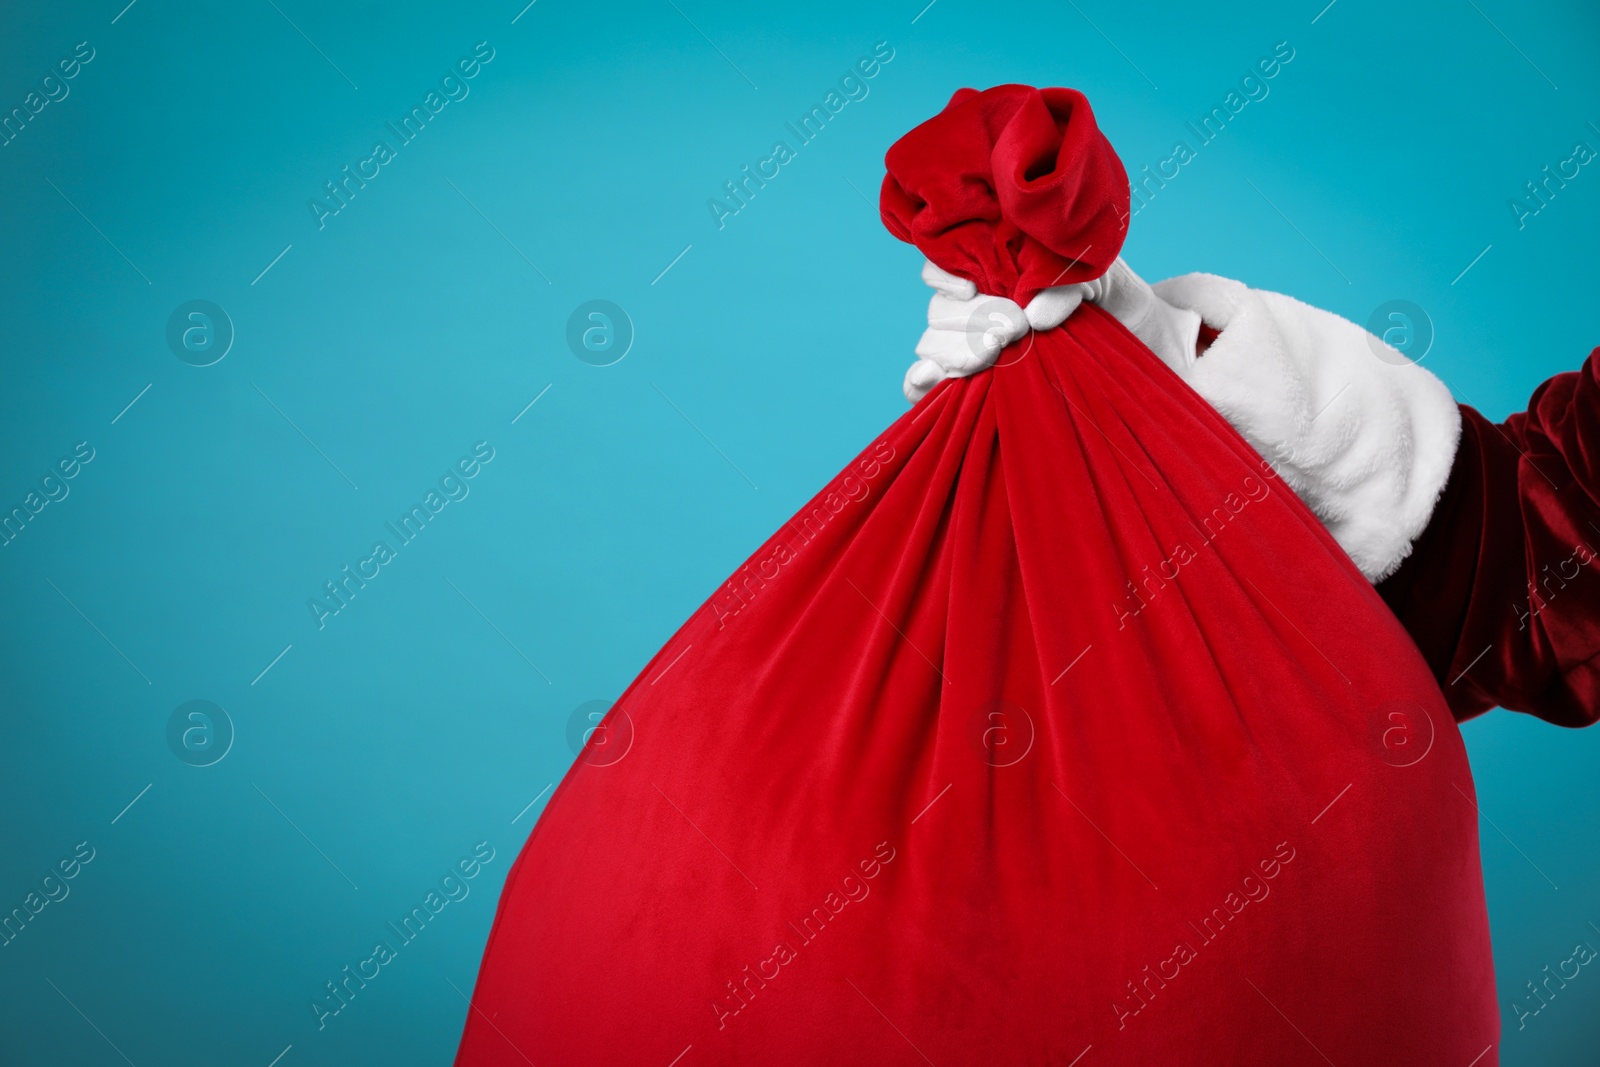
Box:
[456,86,1498,1066]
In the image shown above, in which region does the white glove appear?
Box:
[1080,259,1202,375]
[904,258,1202,403]
[901,262,1463,583]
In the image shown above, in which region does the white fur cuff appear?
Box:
[1153,273,1462,582]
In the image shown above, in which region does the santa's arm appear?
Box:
[1154,273,1600,726]
[1375,353,1600,726]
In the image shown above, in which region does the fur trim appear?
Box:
[1153,273,1462,582]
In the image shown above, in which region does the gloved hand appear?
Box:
[904,258,1202,403]
[1080,259,1203,375]
[901,261,1464,584]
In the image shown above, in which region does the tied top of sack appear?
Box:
[880,85,1130,306]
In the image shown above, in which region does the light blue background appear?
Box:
[1,0,1597,1063]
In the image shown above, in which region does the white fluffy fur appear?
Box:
[1152,273,1462,582]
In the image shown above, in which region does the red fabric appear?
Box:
[880,85,1129,305]
[456,87,1498,1066]
[1379,351,1600,727]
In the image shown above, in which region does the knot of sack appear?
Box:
[879,84,1130,307]
[967,294,1032,356]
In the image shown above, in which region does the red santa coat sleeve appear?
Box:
[1376,349,1600,727]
